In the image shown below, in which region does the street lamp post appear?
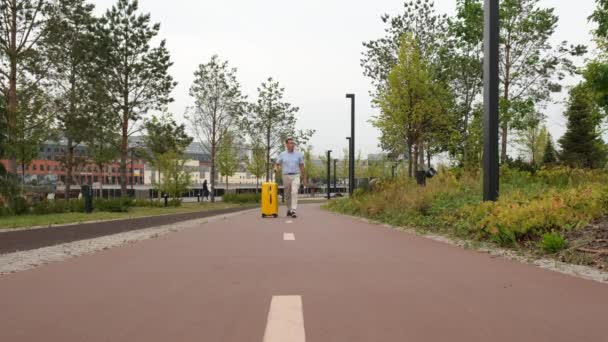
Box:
[483,0,500,201]
[333,159,337,194]
[346,94,355,195]
[326,150,332,200]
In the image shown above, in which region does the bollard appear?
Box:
[81,185,93,213]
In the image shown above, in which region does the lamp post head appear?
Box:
[346,94,355,99]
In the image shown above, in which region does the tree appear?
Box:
[156,150,192,200]
[444,0,484,166]
[492,0,584,163]
[93,0,176,194]
[361,0,447,98]
[14,87,52,186]
[216,131,240,191]
[302,146,319,182]
[0,0,53,175]
[242,77,313,181]
[46,0,98,198]
[543,133,557,165]
[514,120,547,165]
[372,34,450,178]
[143,113,192,191]
[558,83,607,169]
[246,138,266,193]
[187,55,246,202]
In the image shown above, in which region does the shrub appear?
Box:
[32,200,52,215]
[448,185,608,246]
[223,193,260,204]
[10,197,30,215]
[68,199,85,213]
[540,232,568,254]
[168,198,182,207]
[133,199,163,207]
[94,198,129,212]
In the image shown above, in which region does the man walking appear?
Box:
[274,138,306,218]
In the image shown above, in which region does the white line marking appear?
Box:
[283,233,295,241]
[286,220,293,224]
[263,295,305,342]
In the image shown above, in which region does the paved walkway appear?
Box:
[1,204,607,341]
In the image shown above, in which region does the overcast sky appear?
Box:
[91,0,597,158]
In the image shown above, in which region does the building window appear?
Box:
[53,165,58,171]
[94,176,98,182]
[87,166,92,172]
[46,165,50,171]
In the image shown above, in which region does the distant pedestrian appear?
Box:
[274,138,307,218]
[202,180,210,201]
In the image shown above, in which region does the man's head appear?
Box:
[285,138,296,152]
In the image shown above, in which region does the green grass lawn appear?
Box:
[0,202,251,230]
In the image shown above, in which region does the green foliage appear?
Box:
[326,167,608,250]
[558,83,607,168]
[543,134,558,165]
[540,232,568,254]
[217,131,240,188]
[241,77,314,181]
[156,151,192,200]
[372,34,451,171]
[246,139,267,190]
[186,55,247,201]
[222,193,261,204]
[94,197,132,212]
[10,197,31,215]
[94,0,176,192]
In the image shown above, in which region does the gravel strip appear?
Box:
[0,209,256,276]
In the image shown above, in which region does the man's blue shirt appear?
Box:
[277,150,304,175]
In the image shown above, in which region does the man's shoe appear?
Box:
[286,210,292,217]
[291,211,297,218]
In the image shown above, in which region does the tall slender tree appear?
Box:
[559,83,607,169]
[186,55,246,202]
[242,77,313,181]
[46,0,97,198]
[216,130,239,192]
[0,0,53,175]
[246,138,266,193]
[93,0,176,194]
[143,113,192,191]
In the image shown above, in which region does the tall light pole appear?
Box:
[483,0,499,201]
[346,94,355,195]
[326,150,332,200]
[333,159,337,193]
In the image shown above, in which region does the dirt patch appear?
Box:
[560,220,608,270]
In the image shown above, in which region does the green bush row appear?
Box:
[325,166,608,254]
[0,196,183,217]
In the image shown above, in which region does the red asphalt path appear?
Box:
[1,204,607,341]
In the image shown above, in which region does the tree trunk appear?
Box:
[407,143,413,178]
[266,126,272,182]
[418,142,425,171]
[501,43,511,164]
[427,146,432,170]
[413,144,418,176]
[7,2,18,175]
[210,145,216,203]
[66,142,75,201]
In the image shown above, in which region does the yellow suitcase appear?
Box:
[261,182,279,218]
